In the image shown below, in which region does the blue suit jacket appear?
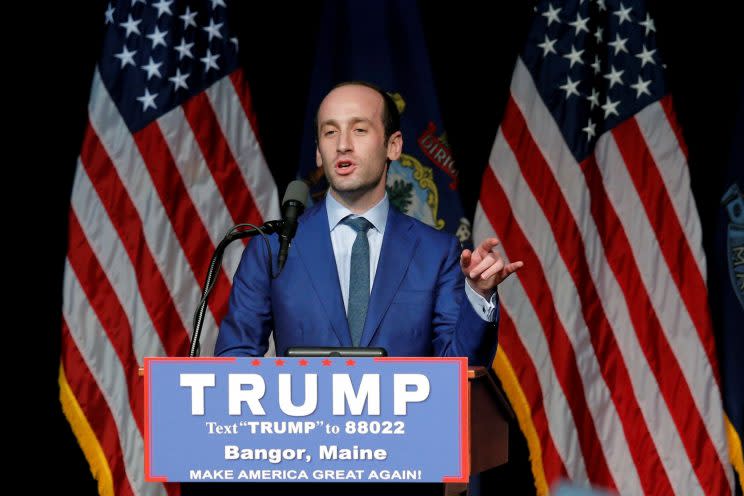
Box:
[215,200,499,365]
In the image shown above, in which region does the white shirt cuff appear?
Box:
[465,280,497,321]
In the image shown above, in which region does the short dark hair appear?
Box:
[315,81,401,143]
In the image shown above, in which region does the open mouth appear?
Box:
[335,160,356,175]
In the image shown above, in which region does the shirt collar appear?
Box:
[326,192,389,235]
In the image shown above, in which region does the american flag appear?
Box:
[473,0,735,494]
[59,1,279,495]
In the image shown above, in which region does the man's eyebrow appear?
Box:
[319,118,339,128]
[349,117,372,125]
[319,117,373,127]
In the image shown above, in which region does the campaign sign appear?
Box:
[144,357,468,483]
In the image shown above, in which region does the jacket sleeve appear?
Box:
[214,235,277,357]
[431,236,500,366]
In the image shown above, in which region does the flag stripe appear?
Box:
[204,75,282,328]
[63,266,165,496]
[228,70,262,155]
[509,58,709,494]
[183,92,263,229]
[131,120,232,325]
[70,160,167,362]
[87,69,220,354]
[475,204,578,485]
[64,6,279,494]
[508,57,722,493]
[66,210,145,434]
[596,131,732,493]
[594,131,717,427]
[79,119,190,357]
[206,75,282,310]
[500,306,569,485]
[61,322,135,496]
[611,117,720,384]
[155,103,242,271]
[637,99,704,279]
[155,101,242,355]
[476,3,732,493]
[582,152,711,494]
[480,166,618,490]
[208,74,280,223]
[659,96,689,160]
[499,96,673,495]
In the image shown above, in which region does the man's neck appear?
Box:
[329,187,386,214]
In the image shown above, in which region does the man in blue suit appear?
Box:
[215,82,523,365]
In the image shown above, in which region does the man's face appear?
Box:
[316,85,402,205]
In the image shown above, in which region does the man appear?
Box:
[215,82,523,364]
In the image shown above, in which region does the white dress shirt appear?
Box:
[325,193,496,321]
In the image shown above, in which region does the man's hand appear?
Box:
[460,237,524,299]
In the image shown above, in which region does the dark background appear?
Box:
[21,0,742,493]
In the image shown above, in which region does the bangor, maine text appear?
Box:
[224,444,388,462]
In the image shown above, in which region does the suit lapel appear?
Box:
[359,207,419,346]
[292,201,352,346]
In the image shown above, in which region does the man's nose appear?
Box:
[336,131,352,152]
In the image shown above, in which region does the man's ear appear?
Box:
[316,147,322,168]
[386,131,403,161]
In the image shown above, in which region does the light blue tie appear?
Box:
[345,217,373,347]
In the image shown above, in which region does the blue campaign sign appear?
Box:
[144,357,468,483]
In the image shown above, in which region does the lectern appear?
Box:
[146,359,514,496]
[445,366,513,495]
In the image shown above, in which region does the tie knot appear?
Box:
[344,216,373,233]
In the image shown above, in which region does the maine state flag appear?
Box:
[296,0,470,242]
[711,84,744,491]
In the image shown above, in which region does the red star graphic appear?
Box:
[275,359,285,366]
[345,359,356,366]
[321,359,332,366]
[298,359,309,366]
[251,359,261,366]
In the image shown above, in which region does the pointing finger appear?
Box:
[504,261,524,276]
[460,249,472,269]
[477,237,500,254]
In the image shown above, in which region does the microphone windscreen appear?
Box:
[282,180,309,206]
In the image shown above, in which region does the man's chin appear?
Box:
[328,174,386,202]
[332,184,364,194]
[329,178,366,195]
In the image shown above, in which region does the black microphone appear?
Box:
[277,180,309,270]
